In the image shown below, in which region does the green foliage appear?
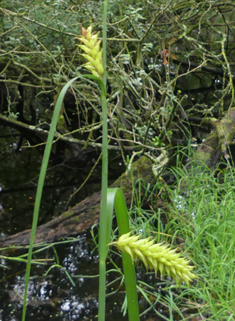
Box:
[1,1,235,319]
[165,161,235,319]
[118,159,235,320]
[1,0,235,156]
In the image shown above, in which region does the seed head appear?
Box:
[77,25,104,78]
[112,232,196,286]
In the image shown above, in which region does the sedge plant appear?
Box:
[22,1,196,321]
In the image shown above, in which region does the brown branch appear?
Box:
[0,114,146,151]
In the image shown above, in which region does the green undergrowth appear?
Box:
[124,160,235,320]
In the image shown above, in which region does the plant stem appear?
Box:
[21,78,77,321]
[98,1,108,320]
[102,0,108,89]
[98,91,108,321]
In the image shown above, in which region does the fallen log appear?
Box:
[0,156,155,247]
[2,108,235,247]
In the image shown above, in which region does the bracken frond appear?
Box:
[76,25,104,78]
[112,232,196,286]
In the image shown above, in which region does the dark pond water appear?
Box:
[0,125,130,321]
[0,234,130,321]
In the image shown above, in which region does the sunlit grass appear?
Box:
[165,161,235,319]
[122,160,235,320]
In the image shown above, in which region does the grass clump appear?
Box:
[164,161,235,319]
[123,160,235,320]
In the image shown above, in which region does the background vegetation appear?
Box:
[1,0,235,320]
[1,0,235,159]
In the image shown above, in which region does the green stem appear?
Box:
[22,75,103,321]
[21,77,80,321]
[98,1,140,319]
[102,0,108,89]
[109,188,140,321]
[98,1,108,321]
[98,90,108,321]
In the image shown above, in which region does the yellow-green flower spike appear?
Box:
[113,232,196,286]
[77,26,104,78]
